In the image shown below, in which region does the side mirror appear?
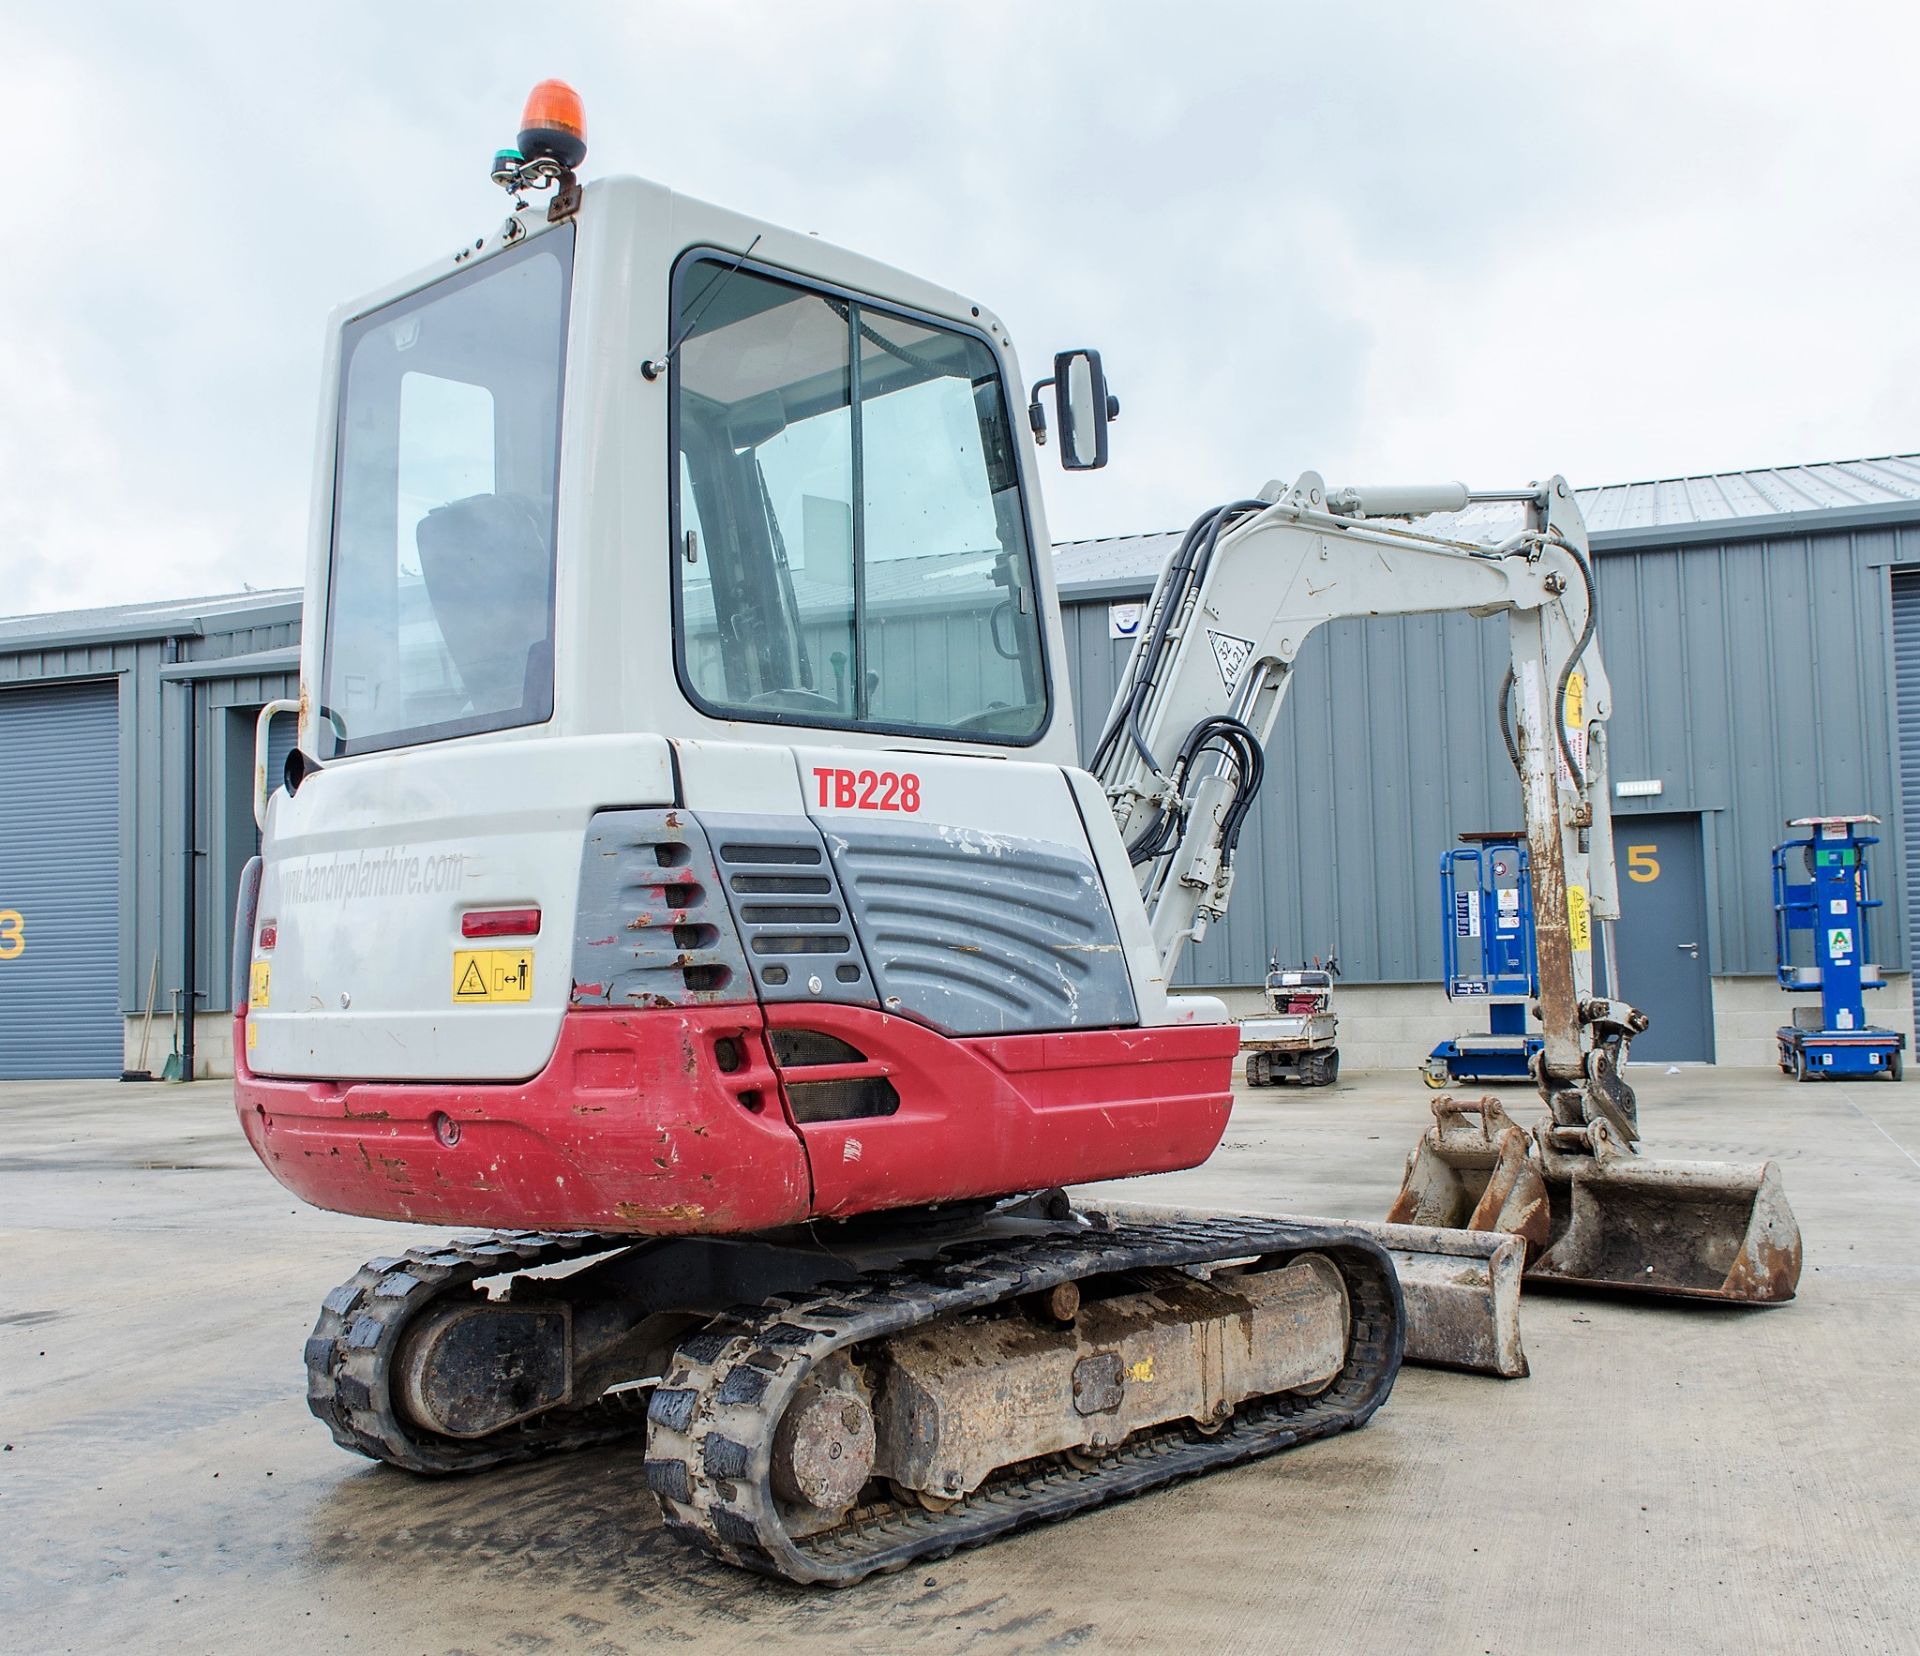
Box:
[1028,349,1119,470]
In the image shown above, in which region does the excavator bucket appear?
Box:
[1385,1097,1551,1256]
[1525,1119,1802,1302]
[1092,1202,1531,1378]
[1386,1099,1802,1305]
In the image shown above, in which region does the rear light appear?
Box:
[462,907,542,939]
[257,922,277,951]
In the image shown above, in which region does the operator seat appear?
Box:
[414,493,554,716]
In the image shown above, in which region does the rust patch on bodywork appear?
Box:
[615,1200,705,1225]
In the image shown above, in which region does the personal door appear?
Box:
[1601,812,1714,1062]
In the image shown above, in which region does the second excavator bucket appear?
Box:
[1387,1099,1803,1305]
[1091,1202,1531,1378]
[1385,1097,1551,1256]
[1526,1119,1802,1302]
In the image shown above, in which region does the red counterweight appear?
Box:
[234,1005,1236,1234]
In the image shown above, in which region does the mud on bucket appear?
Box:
[1526,1120,1802,1303]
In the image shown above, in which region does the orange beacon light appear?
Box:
[517,80,587,172]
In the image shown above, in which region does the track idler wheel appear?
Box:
[771,1381,876,1521]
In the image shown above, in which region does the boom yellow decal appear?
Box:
[453,949,535,1003]
[249,960,271,1008]
[1567,884,1591,952]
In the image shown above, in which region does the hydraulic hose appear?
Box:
[1551,541,1598,793]
[1497,665,1521,777]
[1090,498,1270,783]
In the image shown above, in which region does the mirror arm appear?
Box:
[1026,377,1055,446]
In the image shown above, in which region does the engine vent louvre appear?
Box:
[767,1028,899,1121]
[700,814,878,1008]
[768,1029,865,1067]
[571,811,752,1008]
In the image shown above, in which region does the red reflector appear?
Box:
[462,908,542,938]
[257,922,278,952]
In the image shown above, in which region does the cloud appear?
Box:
[3,0,1917,617]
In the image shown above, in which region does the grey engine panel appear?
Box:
[569,810,753,1009]
[698,813,879,1007]
[570,808,1136,1036]
[820,819,1137,1036]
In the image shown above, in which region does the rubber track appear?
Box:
[305,1228,645,1473]
[642,1217,1404,1585]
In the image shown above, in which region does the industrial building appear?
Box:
[4,452,1918,1079]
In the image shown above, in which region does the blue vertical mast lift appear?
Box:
[1422,832,1545,1088]
[1773,815,1905,1081]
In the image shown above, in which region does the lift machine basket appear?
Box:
[1772,815,1906,1081]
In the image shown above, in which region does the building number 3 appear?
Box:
[0,909,23,960]
[1626,846,1660,883]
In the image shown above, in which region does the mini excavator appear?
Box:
[233,83,1799,1585]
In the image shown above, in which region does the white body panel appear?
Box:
[790,745,1087,844]
[1240,1013,1337,1050]
[250,735,672,1079]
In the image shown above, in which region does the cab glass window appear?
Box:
[673,258,1046,741]
[320,231,571,755]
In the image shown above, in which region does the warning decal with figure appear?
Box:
[452,949,535,1002]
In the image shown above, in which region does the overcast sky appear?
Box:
[5,0,1917,617]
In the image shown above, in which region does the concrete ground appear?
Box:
[2,1067,1915,1655]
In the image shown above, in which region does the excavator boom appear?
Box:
[1093,474,1802,1327]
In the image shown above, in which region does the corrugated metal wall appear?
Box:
[1062,523,1919,987]
[0,679,122,1076]
[1893,570,1920,1026]
[0,608,298,1034]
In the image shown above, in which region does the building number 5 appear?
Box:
[1626,846,1660,884]
[0,908,24,960]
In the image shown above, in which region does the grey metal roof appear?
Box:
[0,588,302,651]
[1053,451,1920,597]
[1583,453,1920,533]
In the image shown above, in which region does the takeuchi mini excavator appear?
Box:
[233,84,1801,1584]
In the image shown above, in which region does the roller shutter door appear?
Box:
[0,680,122,1077]
[1895,572,1920,1031]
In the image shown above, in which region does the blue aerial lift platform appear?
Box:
[1773,815,1905,1082]
[1422,833,1545,1088]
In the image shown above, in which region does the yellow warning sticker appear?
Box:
[453,948,535,1003]
[249,960,271,1009]
[1563,669,1585,730]
[246,1020,258,1050]
[1567,884,1592,953]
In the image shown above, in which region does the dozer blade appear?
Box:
[1091,1202,1529,1378]
[1384,1096,1552,1257]
[1526,1119,1802,1302]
